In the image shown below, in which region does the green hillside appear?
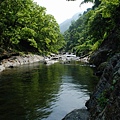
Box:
[0,0,65,55]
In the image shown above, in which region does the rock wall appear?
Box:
[0,54,44,72]
[86,53,120,120]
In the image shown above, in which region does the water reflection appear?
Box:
[0,62,98,120]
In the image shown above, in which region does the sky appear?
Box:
[33,0,93,24]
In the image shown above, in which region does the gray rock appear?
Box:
[86,53,120,120]
[0,65,5,72]
[0,54,44,72]
[62,109,89,120]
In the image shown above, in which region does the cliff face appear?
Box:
[89,25,120,67]
[62,53,120,120]
[86,19,120,119]
[86,54,120,120]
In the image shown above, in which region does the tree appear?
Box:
[0,0,64,54]
[63,0,120,56]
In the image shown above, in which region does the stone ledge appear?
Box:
[0,54,44,72]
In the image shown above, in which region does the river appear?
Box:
[0,61,98,120]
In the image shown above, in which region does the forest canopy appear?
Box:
[1,0,120,56]
[0,0,65,55]
[63,0,120,56]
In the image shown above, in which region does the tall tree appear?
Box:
[63,0,120,56]
[0,0,64,54]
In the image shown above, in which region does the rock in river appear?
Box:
[62,109,89,120]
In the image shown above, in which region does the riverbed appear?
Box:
[0,61,98,120]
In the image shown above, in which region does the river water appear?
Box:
[0,61,98,120]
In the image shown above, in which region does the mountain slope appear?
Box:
[59,12,81,33]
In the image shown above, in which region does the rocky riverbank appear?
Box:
[62,53,120,120]
[0,52,87,72]
[86,53,120,120]
[1,52,120,120]
[0,54,44,72]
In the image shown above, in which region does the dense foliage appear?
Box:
[0,0,64,55]
[63,0,120,56]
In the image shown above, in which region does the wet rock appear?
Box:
[89,49,109,67]
[62,109,89,120]
[86,53,120,120]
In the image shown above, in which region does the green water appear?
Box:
[0,62,98,120]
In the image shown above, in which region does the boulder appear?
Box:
[89,49,109,67]
[0,65,5,72]
[62,109,89,120]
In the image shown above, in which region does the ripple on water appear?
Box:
[0,62,98,120]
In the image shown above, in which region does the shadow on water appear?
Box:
[0,61,98,120]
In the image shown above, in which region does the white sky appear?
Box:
[33,0,93,24]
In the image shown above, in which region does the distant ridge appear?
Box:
[59,12,81,33]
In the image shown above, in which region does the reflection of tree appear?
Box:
[62,62,98,94]
[0,63,64,120]
[0,62,98,119]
